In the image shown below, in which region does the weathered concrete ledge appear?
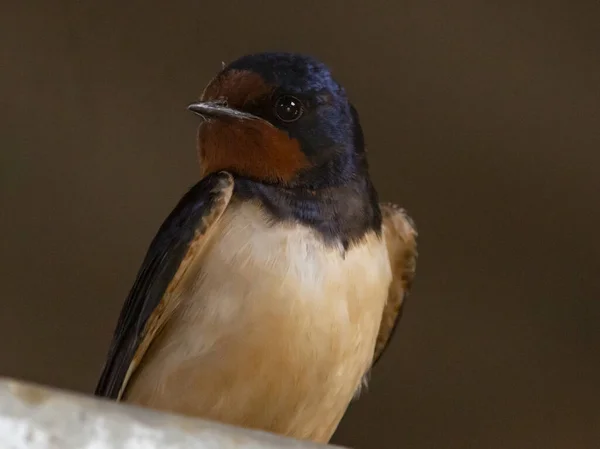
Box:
[0,377,346,449]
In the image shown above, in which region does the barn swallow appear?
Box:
[94,52,417,443]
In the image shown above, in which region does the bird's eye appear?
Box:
[273,95,303,122]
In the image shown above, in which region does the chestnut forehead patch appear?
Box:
[200,70,273,109]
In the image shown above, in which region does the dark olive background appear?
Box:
[1,1,599,448]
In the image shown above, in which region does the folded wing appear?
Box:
[94,172,234,399]
[372,203,418,365]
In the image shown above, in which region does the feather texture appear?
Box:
[122,199,392,442]
[372,203,418,365]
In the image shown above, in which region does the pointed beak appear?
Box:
[187,101,259,121]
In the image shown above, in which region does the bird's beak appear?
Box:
[187,101,260,121]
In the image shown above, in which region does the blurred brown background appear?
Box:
[1,1,599,448]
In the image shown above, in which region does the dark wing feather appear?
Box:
[372,203,418,366]
[94,172,234,399]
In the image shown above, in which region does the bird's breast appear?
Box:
[125,199,392,441]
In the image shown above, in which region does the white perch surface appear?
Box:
[0,377,346,449]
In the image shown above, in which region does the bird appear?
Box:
[94,52,417,443]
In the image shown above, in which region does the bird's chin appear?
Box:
[195,118,309,185]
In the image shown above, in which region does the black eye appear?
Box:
[273,95,303,122]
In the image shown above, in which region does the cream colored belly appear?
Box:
[124,201,392,442]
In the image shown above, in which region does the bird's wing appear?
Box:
[372,203,418,365]
[94,172,234,400]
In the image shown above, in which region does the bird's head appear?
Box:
[189,52,369,189]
